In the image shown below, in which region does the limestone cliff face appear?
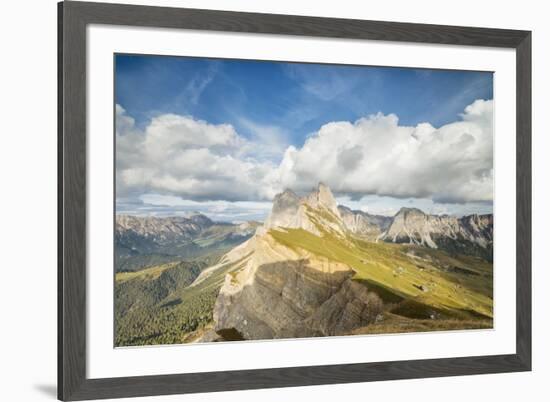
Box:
[212,234,382,340]
[262,189,301,230]
[380,207,493,251]
[337,205,392,240]
[116,214,213,242]
[459,214,493,247]
[304,182,341,218]
[263,183,345,237]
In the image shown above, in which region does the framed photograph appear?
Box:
[58,1,531,400]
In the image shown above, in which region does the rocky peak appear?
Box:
[115,213,214,240]
[275,189,301,207]
[461,213,493,227]
[263,189,301,230]
[304,182,340,217]
[394,207,426,219]
[380,208,493,258]
[186,213,214,227]
[264,183,345,236]
[338,205,392,239]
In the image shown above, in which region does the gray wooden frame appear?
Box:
[58,1,532,400]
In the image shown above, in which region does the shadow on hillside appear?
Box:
[214,258,373,341]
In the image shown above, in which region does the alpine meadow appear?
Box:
[114,55,494,346]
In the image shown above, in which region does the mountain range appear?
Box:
[115,213,260,272]
[114,183,493,346]
[262,183,493,257]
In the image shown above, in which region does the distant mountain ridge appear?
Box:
[115,214,260,272]
[116,214,215,241]
[337,205,392,240]
[261,183,492,257]
[378,207,493,260]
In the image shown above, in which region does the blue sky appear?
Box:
[115,54,494,221]
[116,55,492,152]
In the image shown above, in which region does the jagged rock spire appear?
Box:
[304,182,340,217]
[263,183,344,236]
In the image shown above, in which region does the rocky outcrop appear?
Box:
[115,214,259,272]
[380,208,493,257]
[212,234,382,340]
[263,189,301,230]
[338,205,392,239]
[305,182,341,217]
[307,279,383,336]
[116,214,214,242]
[263,183,345,237]
[458,214,493,247]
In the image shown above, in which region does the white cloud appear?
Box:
[116,99,494,206]
[116,106,279,202]
[277,99,494,204]
[144,114,245,157]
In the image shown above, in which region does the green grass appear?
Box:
[269,227,493,320]
[351,312,493,335]
[115,262,180,283]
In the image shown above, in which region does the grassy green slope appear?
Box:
[269,227,493,320]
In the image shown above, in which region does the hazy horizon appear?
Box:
[115,186,493,223]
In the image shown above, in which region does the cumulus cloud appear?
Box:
[116,105,279,202]
[116,99,493,205]
[277,99,493,203]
